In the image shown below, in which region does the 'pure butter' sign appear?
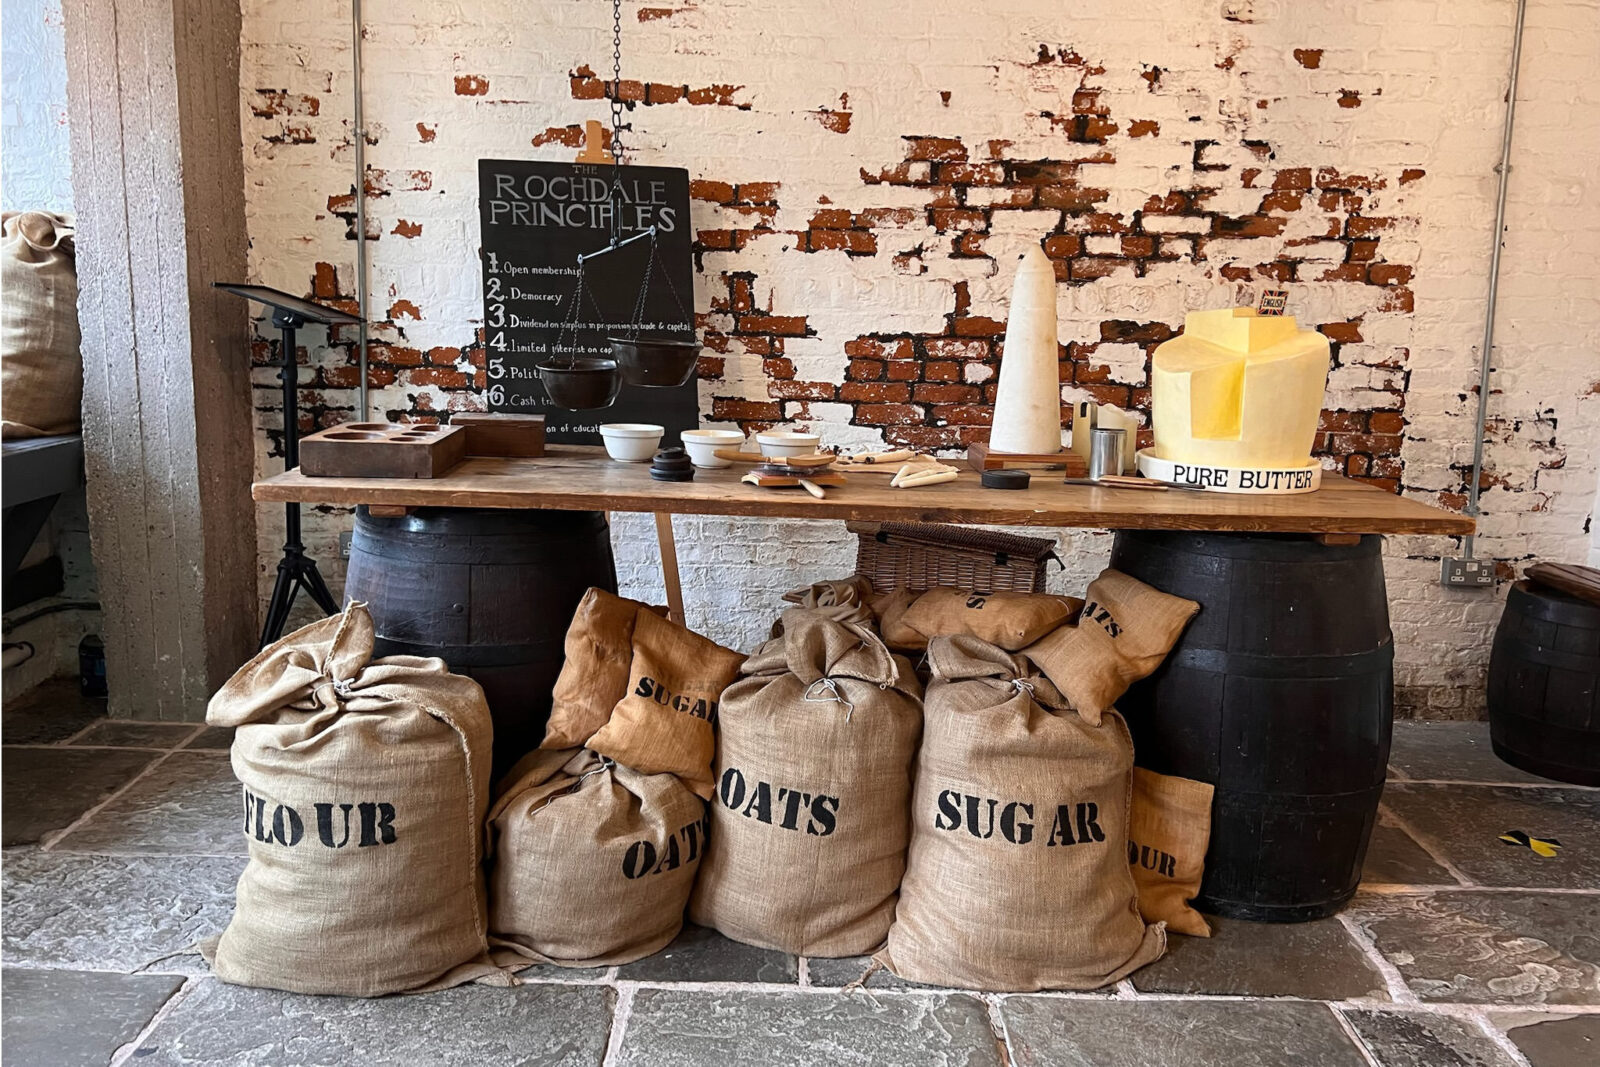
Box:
[477,159,697,443]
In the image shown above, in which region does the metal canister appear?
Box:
[1088,426,1126,481]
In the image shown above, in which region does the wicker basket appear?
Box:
[847,521,1059,594]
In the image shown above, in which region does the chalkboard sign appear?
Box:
[477,159,698,443]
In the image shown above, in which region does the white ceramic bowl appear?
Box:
[681,429,747,468]
[756,430,822,459]
[599,423,664,462]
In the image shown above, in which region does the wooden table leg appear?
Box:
[654,512,685,624]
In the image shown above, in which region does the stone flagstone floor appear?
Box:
[2,677,1597,1066]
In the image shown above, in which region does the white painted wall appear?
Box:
[2,0,73,213]
[232,0,1599,717]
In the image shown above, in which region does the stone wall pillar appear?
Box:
[61,0,257,719]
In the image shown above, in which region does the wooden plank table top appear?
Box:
[253,445,1474,536]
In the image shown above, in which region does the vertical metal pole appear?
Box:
[1464,0,1528,559]
[277,317,302,547]
[351,0,370,421]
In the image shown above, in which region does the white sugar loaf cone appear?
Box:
[989,243,1063,455]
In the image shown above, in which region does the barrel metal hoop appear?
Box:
[1169,641,1395,679]
[1491,638,1600,675]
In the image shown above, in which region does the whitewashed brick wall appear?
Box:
[239,0,1600,717]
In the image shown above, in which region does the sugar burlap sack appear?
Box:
[586,609,745,800]
[203,605,506,996]
[2,212,81,438]
[1025,568,1199,723]
[901,588,1082,651]
[689,607,923,956]
[543,589,643,750]
[488,748,708,968]
[880,635,1163,991]
[1129,767,1214,937]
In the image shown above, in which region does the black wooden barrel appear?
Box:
[1487,581,1600,786]
[1110,530,1393,922]
[344,507,617,779]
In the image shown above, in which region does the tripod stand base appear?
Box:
[259,545,340,649]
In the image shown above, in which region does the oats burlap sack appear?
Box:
[689,606,923,956]
[488,748,708,968]
[901,588,1083,651]
[879,635,1163,991]
[1129,767,1214,937]
[543,588,656,750]
[1024,568,1199,724]
[586,609,745,800]
[202,605,506,996]
[2,212,82,438]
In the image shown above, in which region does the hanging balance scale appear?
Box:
[535,0,700,410]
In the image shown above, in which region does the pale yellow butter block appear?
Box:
[1151,307,1330,469]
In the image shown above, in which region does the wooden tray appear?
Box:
[299,423,467,479]
[966,441,1088,476]
[452,412,546,457]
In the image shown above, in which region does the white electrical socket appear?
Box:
[1441,557,1494,587]
[338,531,353,559]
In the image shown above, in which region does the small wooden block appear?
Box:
[451,412,546,457]
[967,440,1088,477]
[299,422,467,478]
[367,504,412,518]
[1316,533,1363,546]
[1527,562,1600,607]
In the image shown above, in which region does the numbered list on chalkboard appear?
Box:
[477,159,699,443]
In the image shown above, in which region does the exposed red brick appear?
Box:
[953,316,1006,337]
[1337,89,1362,108]
[928,403,993,426]
[1273,168,1313,191]
[388,299,422,321]
[531,124,584,147]
[905,136,968,162]
[1318,263,1369,283]
[409,367,469,388]
[857,207,919,227]
[953,233,988,257]
[696,229,735,250]
[770,380,835,400]
[1128,119,1160,137]
[696,355,725,379]
[930,208,986,232]
[737,181,780,204]
[1043,234,1082,259]
[885,360,919,382]
[391,219,422,238]
[1369,411,1406,434]
[808,208,853,229]
[1319,410,1367,433]
[416,122,437,143]
[1120,236,1155,258]
[637,7,679,20]
[690,179,735,203]
[712,398,782,422]
[855,403,924,425]
[1400,168,1426,184]
[454,75,489,96]
[925,338,989,361]
[845,337,913,361]
[1319,321,1364,344]
[922,361,960,381]
[1293,48,1323,69]
[1348,239,1380,263]
[1215,215,1288,237]
[763,357,796,380]
[1070,257,1129,280]
[685,84,745,107]
[1368,263,1414,287]
[312,262,340,299]
[647,82,685,105]
[847,358,883,380]
[840,381,909,403]
[815,109,852,133]
[737,314,808,336]
[914,382,980,403]
[938,163,1005,185]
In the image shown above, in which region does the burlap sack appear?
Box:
[1129,767,1214,937]
[902,588,1082,650]
[586,609,745,799]
[543,588,650,750]
[488,748,708,967]
[202,605,506,996]
[2,212,82,438]
[782,576,876,613]
[880,635,1163,991]
[870,588,925,652]
[689,606,923,956]
[1025,568,1199,723]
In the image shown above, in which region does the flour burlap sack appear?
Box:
[2,212,82,438]
[880,635,1163,991]
[202,605,506,996]
[1024,568,1199,723]
[901,588,1083,650]
[1129,767,1214,937]
[586,608,745,800]
[488,748,708,968]
[689,606,923,956]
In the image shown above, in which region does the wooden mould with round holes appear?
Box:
[298,422,469,479]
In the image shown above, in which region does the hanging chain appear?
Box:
[608,0,625,245]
